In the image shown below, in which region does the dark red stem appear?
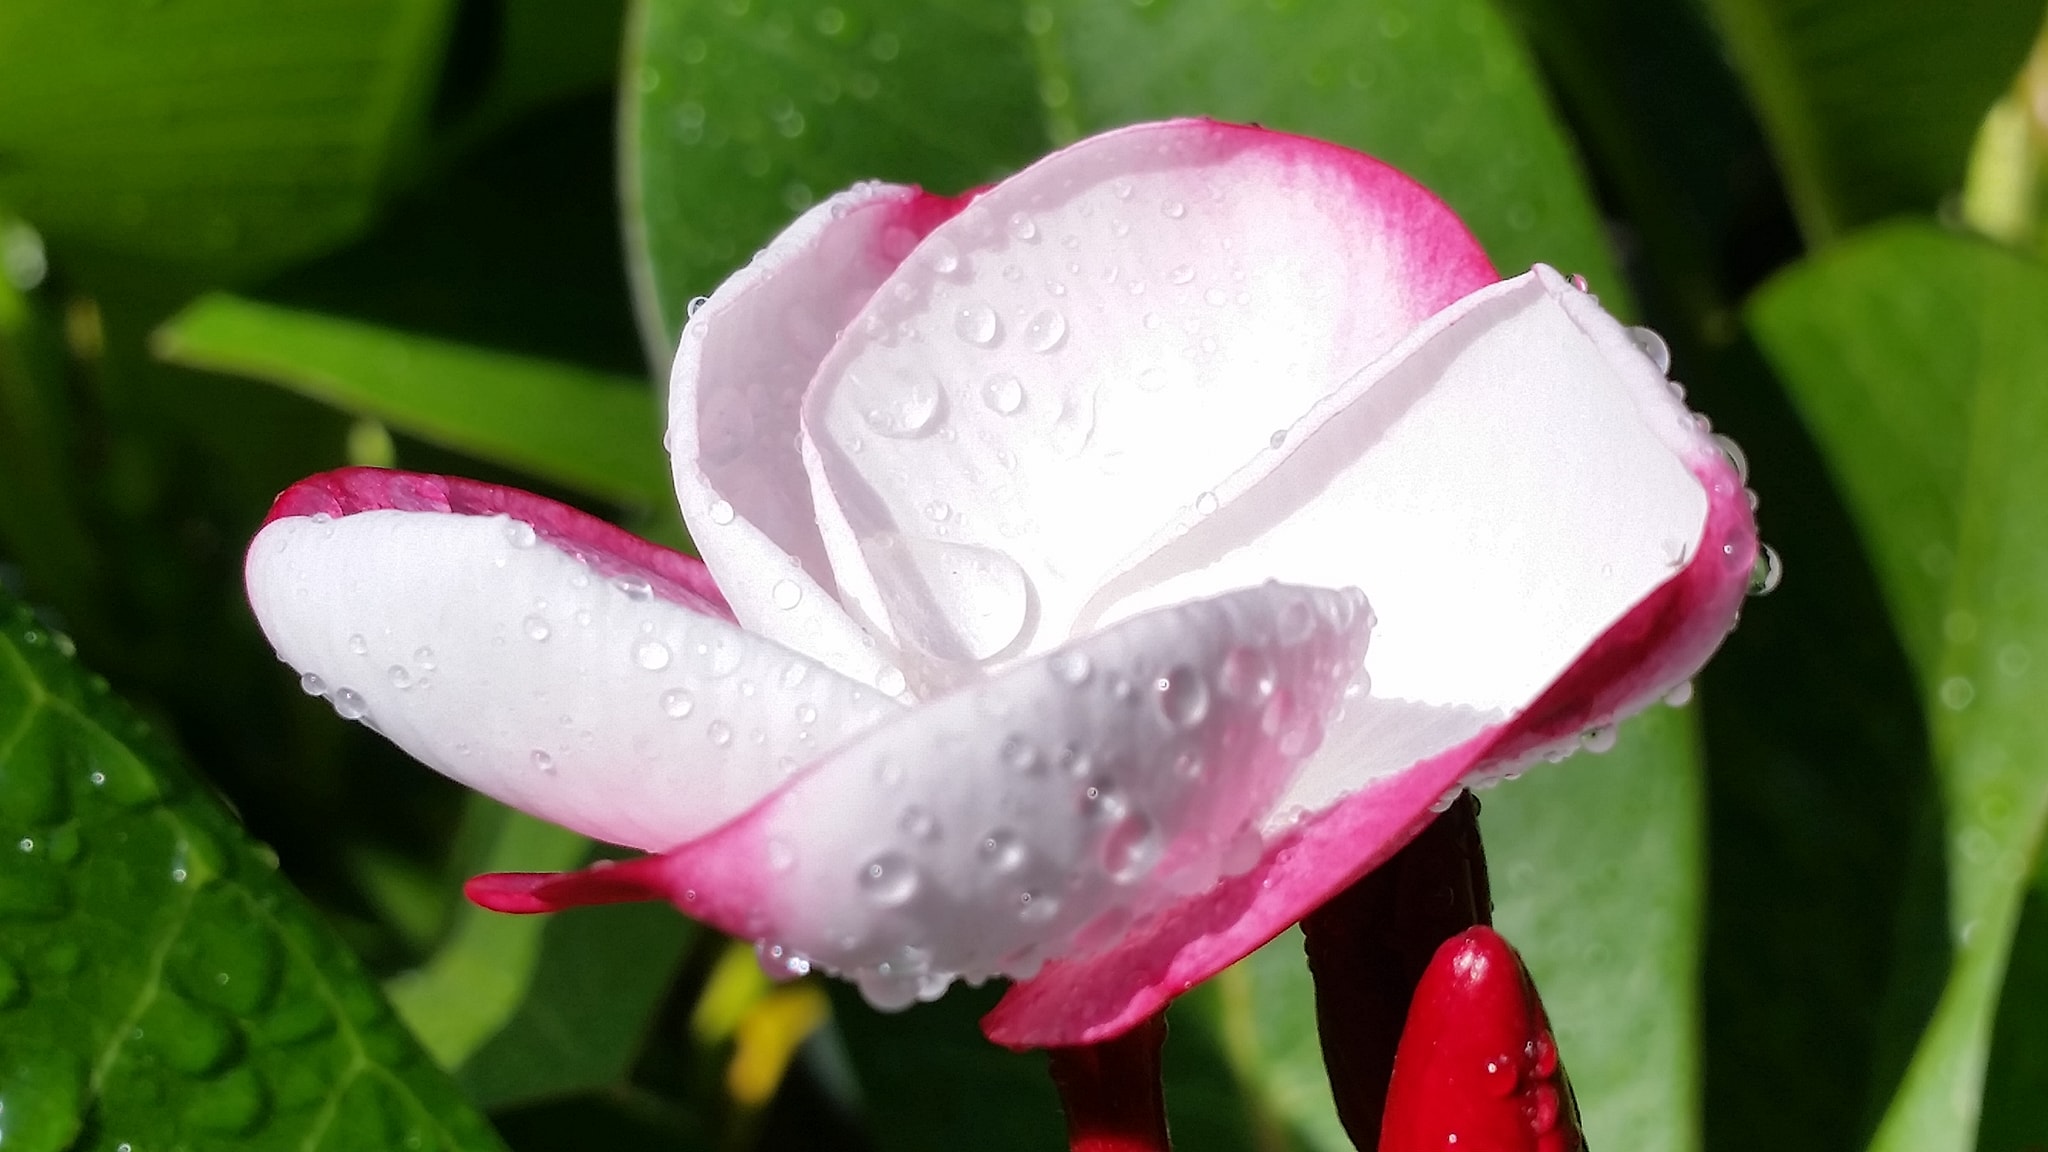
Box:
[1299,792,1492,1150]
[1046,1012,1172,1152]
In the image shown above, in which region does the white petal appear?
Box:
[663,580,1371,1009]
[796,121,1492,689]
[246,510,899,850]
[1075,266,1715,821]
[669,181,961,690]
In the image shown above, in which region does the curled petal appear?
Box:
[671,181,967,689]
[246,469,900,851]
[797,119,1494,689]
[469,580,1373,1009]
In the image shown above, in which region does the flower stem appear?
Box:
[1046,1011,1173,1152]
[1300,793,1492,1150]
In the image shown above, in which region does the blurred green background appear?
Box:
[3,0,2048,1149]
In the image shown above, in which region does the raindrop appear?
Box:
[708,499,736,525]
[858,851,919,905]
[687,295,710,318]
[1024,308,1068,352]
[852,368,946,438]
[1007,212,1038,241]
[531,750,555,773]
[924,500,952,522]
[1053,650,1093,685]
[1581,726,1617,754]
[953,302,1001,346]
[1155,666,1210,729]
[926,236,961,274]
[1715,433,1750,483]
[773,579,803,610]
[899,805,939,841]
[1627,326,1672,373]
[708,719,735,746]
[780,661,810,688]
[696,636,744,677]
[332,689,368,721]
[869,536,1033,663]
[1161,199,1186,219]
[635,640,673,671]
[1483,1056,1521,1096]
[387,665,411,689]
[1194,491,1218,515]
[982,373,1024,414]
[1748,544,1782,596]
[1217,647,1276,701]
[1268,429,1287,450]
[979,829,1027,872]
[795,702,818,725]
[616,577,653,601]
[876,665,908,695]
[1113,178,1133,200]
[1663,680,1695,708]
[1169,264,1196,285]
[661,688,695,718]
[1001,734,1041,774]
[524,615,551,641]
[348,634,368,655]
[298,672,326,697]
[414,646,436,669]
[1018,889,1060,923]
[1101,812,1160,882]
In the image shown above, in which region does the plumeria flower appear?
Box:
[246,119,1762,1050]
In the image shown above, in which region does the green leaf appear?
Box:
[1749,222,2048,1152]
[152,293,672,508]
[0,593,506,1151]
[0,0,457,276]
[1486,707,1705,1152]
[1696,0,2043,243]
[1979,853,2048,1151]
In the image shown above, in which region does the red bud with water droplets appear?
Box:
[1378,927,1584,1152]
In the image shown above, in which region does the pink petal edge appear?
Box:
[262,467,732,622]
[981,455,1755,1048]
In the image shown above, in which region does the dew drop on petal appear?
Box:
[708,499,736,525]
[332,688,368,721]
[1100,812,1160,882]
[504,520,537,548]
[953,302,1000,346]
[981,373,1024,415]
[1664,680,1695,708]
[707,719,734,746]
[1194,491,1218,515]
[1001,735,1041,774]
[1217,647,1275,701]
[852,368,945,438]
[298,672,326,697]
[773,579,803,610]
[1023,308,1067,352]
[524,615,551,641]
[1748,544,1782,596]
[767,838,797,872]
[858,852,918,906]
[978,829,1027,872]
[1053,650,1092,685]
[616,577,653,601]
[348,634,368,655]
[1627,325,1672,373]
[1018,889,1060,923]
[1155,666,1210,729]
[415,646,436,669]
[661,688,695,718]
[387,665,411,689]
[1581,725,1617,753]
[634,639,672,671]
[530,750,555,773]
[876,665,907,696]
[1160,199,1186,219]
[898,805,939,842]
[1007,211,1038,241]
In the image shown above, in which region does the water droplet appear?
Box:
[1714,433,1750,483]
[687,295,710,318]
[1194,491,1218,515]
[661,688,695,718]
[924,500,952,522]
[1053,650,1092,685]
[796,702,818,724]
[523,615,551,641]
[982,373,1024,414]
[858,851,918,905]
[1581,725,1617,753]
[332,689,368,721]
[767,838,797,872]
[695,635,744,677]
[926,236,961,274]
[773,579,803,610]
[1664,680,1695,708]
[953,302,1001,345]
[531,750,555,772]
[1530,1084,1561,1134]
[414,646,436,669]
[1169,264,1196,285]
[1627,325,1672,373]
[1007,211,1038,241]
[1268,428,1287,450]
[1018,889,1060,922]
[978,829,1027,873]
[708,499,736,525]
[1218,647,1276,701]
[1113,178,1133,200]
[505,520,537,548]
[387,665,411,689]
[1483,1055,1521,1096]
[1000,734,1041,774]
[867,536,1033,663]
[876,665,907,695]
[1160,199,1186,219]
[899,805,939,841]
[851,367,946,437]
[1748,543,1782,596]
[298,673,325,696]
[1024,308,1067,352]
[1155,666,1210,729]
[1940,675,1975,711]
[1100,812,1160,882]
[348,634,368,655]
[708,719,734,746]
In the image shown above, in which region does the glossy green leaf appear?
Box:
[0,0,456,276]
[0,593,506,1151]
[153,293,672,507]
[1749,223,2048,1152]
[1697,0,2042,243]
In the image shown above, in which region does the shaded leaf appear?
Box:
[1696,0,2043,242]
[153,293,672,508]
[0,592,505,1151]
[1749,222,2048,1152]
[0,0,456,276]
